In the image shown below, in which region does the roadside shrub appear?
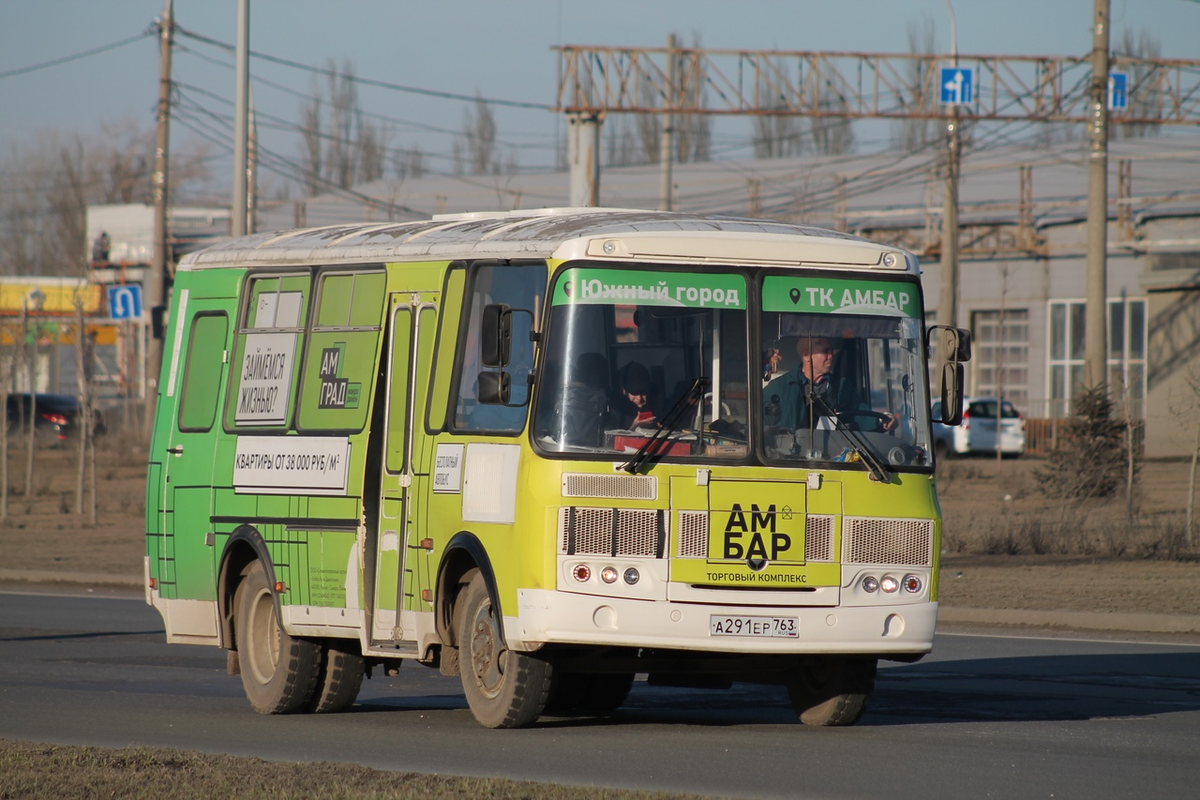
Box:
[1036,387,1133,500]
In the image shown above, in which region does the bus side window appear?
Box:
[226,274,311,431]
[178,313,229,432]
[426,267,466,433]
[452,262,545,434]
[296,270,386,432]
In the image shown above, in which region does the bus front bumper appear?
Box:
[510,588,936,656]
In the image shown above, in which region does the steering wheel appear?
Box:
[834,409,895,431]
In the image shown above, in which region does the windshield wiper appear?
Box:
[809,392,893,483]
[620,377,709,474]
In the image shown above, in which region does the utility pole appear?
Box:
[938,1,960,333]
[567,111,602,206]
[248,88,258,233]
[659,33,676,211]
[231,0,250,237]
[1084,0,1111,390]
[146,0,173,434]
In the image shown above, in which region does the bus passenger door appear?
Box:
[370,293,436,643]
[156,296,231,637]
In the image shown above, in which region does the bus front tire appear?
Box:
[786,656,876,726]
[234,560,321,714]
[458,571,552,728]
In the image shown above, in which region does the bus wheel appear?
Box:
[307,641,364,713]
[235,561,321,714]
[545,672,635,716]
[458,571,552,728]
[786,656,876,726]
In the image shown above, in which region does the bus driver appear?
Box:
[763,335,897,432]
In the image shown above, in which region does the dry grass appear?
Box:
[0,739,707,800]
[938,456,1196,561]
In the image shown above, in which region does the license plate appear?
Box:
[709,615,798,638]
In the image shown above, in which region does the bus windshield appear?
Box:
[760,274,933,470]
[533,265,932,471]
[534,265,751,461]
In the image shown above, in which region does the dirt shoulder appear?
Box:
[1,441,1197,622]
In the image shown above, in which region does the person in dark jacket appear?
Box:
[763,336,896,432]
[611,361,661,430]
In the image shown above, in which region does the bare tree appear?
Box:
[1115,28,1163,140]
[752,57,803,158]
[637,79,662,164]
[296,61,391,194]
[674,34,713,163]
[0,120,210,278]
[810,84,855,156]
[326,63,359,189]
[357,119,389,184]
[893,17,938,152]
[455,95,508,175]
[298,85,323,196]
[393,145,427,179]
[604,114,642,167]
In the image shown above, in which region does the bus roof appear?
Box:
[178,208,916,274]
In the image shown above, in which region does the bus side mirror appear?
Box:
[481,304,512,368]
[929,325,971,426]
[940,362,965,426]
[477,370,511,405]
[937,326,972,362]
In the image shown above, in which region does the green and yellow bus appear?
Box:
[145,208,969,728]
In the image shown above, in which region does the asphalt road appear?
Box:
[3,590,1200,799]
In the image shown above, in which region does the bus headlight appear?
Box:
[601,566,619,584]
[880,575,900,594]
[623,567,640,585]
[572,564,591,582]
[903,574,923,593]
[861,575,879,593]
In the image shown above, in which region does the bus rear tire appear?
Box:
[458,571,552,728]
[308,641,364,713]
[786,656,876,726]
[235,560,321,714]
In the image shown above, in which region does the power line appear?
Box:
[173,24,555,111]
[0,31,153,80]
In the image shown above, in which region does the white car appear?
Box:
[930,396,1026,458]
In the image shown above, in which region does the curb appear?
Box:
[2,570,1198,636]
[938,606,1200,635]
[0,569,142,588]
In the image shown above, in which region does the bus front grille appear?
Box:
[561,473,657,501]
[677,511,708,558]
[805,515,835,562]
[842,517,933,566]
[558,507,664,558]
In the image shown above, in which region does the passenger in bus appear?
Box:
[763,335,896,432]
[551,351,610,447]
[611,361,661,430]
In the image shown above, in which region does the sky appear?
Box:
[1,0,1197,198]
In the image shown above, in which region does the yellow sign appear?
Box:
[0,283,103,315]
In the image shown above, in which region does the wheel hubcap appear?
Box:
[468,602,505,697]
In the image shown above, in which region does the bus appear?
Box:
[145,207,970,728]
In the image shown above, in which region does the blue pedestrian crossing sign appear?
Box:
[1108,71,1128,111]
[939,66,974,106]
[107,285,143,320]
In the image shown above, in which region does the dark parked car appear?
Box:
[5,393,105,445]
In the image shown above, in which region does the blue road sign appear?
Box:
[939,66,973,106]
[107,285,143,320]
[1108,71,1128,111]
